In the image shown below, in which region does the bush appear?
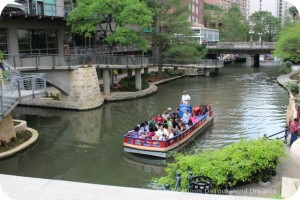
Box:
[0,131,32,153]
[285,81,299,94]
[118,76,150,91]
[279,61,293,74]
[154,138,286,191]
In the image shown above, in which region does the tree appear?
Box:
[204,4,224,29]
[219,5,248,42]
[289,6,299,22]
[144,0,204,78]
[273,24,300,63]
[249,11,281,42]
[66,0,153,51]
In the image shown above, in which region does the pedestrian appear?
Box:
[289,118,299,147]
[113,69,118,81]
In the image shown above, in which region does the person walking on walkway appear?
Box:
[289,118,299,147]
[113,69,118,81]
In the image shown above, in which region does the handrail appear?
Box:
[263,127,289,144]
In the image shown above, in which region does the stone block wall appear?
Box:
[0,113,16,143]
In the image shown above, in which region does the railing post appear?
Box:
[32,75,36,98]
[68,55,71,70]
[13,56,16,69]
[35,56,38,70]
[17,79,21,99]
[52,55,55,70]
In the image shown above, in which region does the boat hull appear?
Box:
[123,113,214,158]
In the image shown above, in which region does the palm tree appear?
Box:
[289,6,299,22]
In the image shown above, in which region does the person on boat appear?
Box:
[154,114,165,124]
[191,113,199,124]
[155,123,169,139]
[146,126,156,139]
[177,122,187,133]
[167,126,175,138]
[289,118,299,147]
[139,122,147,134]
[181,109,191,125]
[170,117,178,129]
[128,126,140,138]
[162,110,169,120]
[166,117,172,127]
[181,90,191,105]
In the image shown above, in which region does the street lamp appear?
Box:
[249,30,254,42]
[258,32,262,43]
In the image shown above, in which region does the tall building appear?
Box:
[187,0,205,27]
[204,0,250,18]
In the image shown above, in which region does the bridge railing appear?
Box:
[207,42,275,49]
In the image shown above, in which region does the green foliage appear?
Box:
[274,24,300,63]
[67,0,153,51]
[249,11,281,42]
[118,76,150,91]
[0,131,32,153]
[49,93,60,101]
[143,0,193,78]
[154,138,286,191]
[143,68,183,79]
[279,61,292,74]
[163,44,207,63]
[0,50,3,63]
[219,5,248,42]
[285,81,299,94]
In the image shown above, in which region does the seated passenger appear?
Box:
[154,114,165,124]
[155,123,169,138]
[146,126,156,139]
[168,126,175,138]
[191,115,199,124]
[162,110,169,120]
[181,109,191,125]
[128,126,140,138]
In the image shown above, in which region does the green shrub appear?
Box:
[279,61,293,74]
[154,138,286,191]
[0,131,32,153]
[285,81,299,94]
[118,76,150,91]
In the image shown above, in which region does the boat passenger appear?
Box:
[146,126,156,139]
[139,122,147,134]
[191,114,199,124]
[162,110,169,120]
[168,126,175,138]
[181,109,191,125]
[166,117,173,128]
[155,123,169,138]
[154,114,165,124]
[128,126,140,138]
[177,122,186,133]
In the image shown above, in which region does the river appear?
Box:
[0,62,288,189]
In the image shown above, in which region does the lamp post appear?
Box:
[249,30,254,42]
[258,32,262,43]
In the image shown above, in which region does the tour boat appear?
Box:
[123,104,214,158]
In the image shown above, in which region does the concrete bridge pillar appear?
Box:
[0,113,16,143]
[127,69,133,77]
[135,68,142,91]
[250,54,260,67]
[103,69,111,95]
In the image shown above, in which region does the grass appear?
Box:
[0,131,32,153]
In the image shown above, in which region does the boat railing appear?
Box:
[263,127,289,144]
[124,112,212,148]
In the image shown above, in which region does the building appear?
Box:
[187,0,205,27]
[0,0,74,55]
[204,0,250,18]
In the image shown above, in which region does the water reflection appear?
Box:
[0,63,288,188]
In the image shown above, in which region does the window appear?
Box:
[0,28,8,54]
[18,29,58,54]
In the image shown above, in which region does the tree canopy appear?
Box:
[67,0,153,51]
[144,0,205,77]
[274,24,300,63]
[219,5,248,42]
[249,11,281,42]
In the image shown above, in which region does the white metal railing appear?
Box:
[207,42,276,49]
[0,61,47,120]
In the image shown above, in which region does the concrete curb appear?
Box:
[13,119,27,133]
[103,76,184,102]
[0,127,39,160]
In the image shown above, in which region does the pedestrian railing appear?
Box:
[263,127,289,144]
